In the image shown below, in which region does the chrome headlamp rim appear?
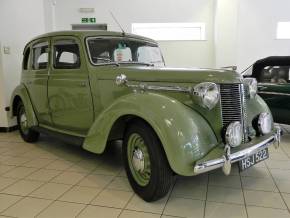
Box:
[192,82,220,110]
[225,121,243,147]
[258,112,273,135]
[244,77,257,98]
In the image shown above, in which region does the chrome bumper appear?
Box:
[193,126,281,175]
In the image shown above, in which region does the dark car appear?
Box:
[243,56,290,124]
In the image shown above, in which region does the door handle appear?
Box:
[80,81,87,87]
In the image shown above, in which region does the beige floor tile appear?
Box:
[78,174,114,188]
[59,186,101,204]
[282,193,290,209]
[29,182,72,200]
[26,169,62,182]
[2,166,38,179]
[172,181,207,200]
[209,174,241,189]
[77,205,121,218]
[67,159,99,173]
[270,169,290,180]
[0,177,18,191]
[51,171,86,185]
[207,186,244,204]
[205,201,247,218]
[91,189,133,208]
[45,159,74,170]
[119,210,160,218]
[22,158,54,168]
[244,190,286,209]
[276,179,290,193]
[92,164,122,176]
[241,177,278,192]
[247,206,290,218]
[126,194,167,214]
[36,201,85,218]
[240,167,271,178]
[1,179,43,196]
[269,152,289,161]
[266,160,290,170]
[0,193,22,213]
[2,156,32,166]
[107,177,132,191]
[2,197,52,218]
[163,197,204,218]
[0,165,15,175]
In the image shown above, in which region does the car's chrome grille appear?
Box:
[220,83,247,142]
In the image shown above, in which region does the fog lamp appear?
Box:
[258,112,273,135]
[225,121,243,147]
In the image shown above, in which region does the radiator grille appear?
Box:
[220,83,247,142]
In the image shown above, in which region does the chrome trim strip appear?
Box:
[115,74,192,93]
[193,129,280,175]
[258,91,290,96]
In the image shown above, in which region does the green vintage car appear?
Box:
[243,56,290,124]
[9,31,281,202]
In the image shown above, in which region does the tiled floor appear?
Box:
[0,126,290,218]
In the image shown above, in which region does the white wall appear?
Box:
[236,0,290,71]
[52,0,215,68]
[214,0,239,68]
[0,0,46,127]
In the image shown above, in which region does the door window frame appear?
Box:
[51,36,83,72]
[31,39,50,71]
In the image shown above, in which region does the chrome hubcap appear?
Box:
[132,148,145,172]
[20,113,28,130]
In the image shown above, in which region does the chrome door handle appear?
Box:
[80,81,87,87]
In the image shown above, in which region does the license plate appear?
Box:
[239,148,269,171]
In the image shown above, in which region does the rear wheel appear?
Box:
[123,119,173,202]
[17,102,39,142]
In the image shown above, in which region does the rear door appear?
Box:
[47,36,94,136]
[257,67,290,124]
[24,39,51,125]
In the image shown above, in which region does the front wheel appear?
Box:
[17,102,39,142]
[123,119,173,202]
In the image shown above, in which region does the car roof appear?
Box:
[27,30,157,46]
[252,56,290,77]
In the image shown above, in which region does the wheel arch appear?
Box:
[83,92,218,176]
[10,84,38,127]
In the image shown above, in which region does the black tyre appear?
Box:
[17,102,39,142]
[123,119,173,202]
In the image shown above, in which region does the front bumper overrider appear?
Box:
[193,126,281,175]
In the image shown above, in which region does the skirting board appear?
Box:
[0,125,18,132]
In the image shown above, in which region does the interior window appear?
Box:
[23,48,30,70]
[53,39,80,69]
[32,42,49,70]
[259,66,290,84]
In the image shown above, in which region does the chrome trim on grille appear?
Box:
[220,83,247,142]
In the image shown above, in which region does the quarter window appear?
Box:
[259,66,290,84]
[53,39,80,69]
[32,42,49,70]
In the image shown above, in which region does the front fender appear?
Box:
[10,84,38,127]
[83,92,218,176]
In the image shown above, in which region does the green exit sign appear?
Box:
[81,18,96,23]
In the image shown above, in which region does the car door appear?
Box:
[257,67,290,124]
[48,36,94,136]
[24,39,51,125]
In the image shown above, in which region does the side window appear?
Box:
[259,66,289,84]
[53,39,80,69]
[23,48,30,70]
[87,39,112,64]
[32,42,49,70]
